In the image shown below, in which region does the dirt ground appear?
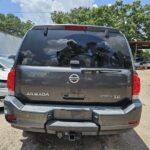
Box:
[0,70,150,150]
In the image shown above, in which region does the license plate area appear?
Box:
[54,109,92,121]
[63,94,85,100]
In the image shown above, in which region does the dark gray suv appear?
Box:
[4,25,142,141]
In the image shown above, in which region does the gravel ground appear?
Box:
[0,70,150,150]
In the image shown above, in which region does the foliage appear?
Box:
[51,0,150,41]
[0,13,33,37]
[142,49,150,59]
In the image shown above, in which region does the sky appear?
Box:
[0,0,149,24]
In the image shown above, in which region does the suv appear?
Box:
[4,25,142,141]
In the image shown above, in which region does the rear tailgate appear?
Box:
[15,66,132,103]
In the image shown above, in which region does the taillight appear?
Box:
[5,115,16,122]
[65,26,87,31]
[128,120,138,125]
[7,68,16,93]
[132,73,141,96]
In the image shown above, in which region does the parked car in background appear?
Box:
[134,57,143,69]
[0,57,13,107]
[140,61,150,69]
[135,60,150,69]
[134,61,142,69]
[8,55,16,61]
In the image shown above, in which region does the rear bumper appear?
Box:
[4,96,142,135]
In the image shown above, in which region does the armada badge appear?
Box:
[26,92,49,96]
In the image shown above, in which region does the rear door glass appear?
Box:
[18,29,132,69]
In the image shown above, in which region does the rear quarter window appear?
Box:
[17,29,132,69]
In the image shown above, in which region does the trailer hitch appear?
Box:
[57,132,81,141]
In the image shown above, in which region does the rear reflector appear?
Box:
[65,26,87,31]
[7,68,16,92]
[128,120,138,125]
[132,73,141,96]
[5,115,16,122]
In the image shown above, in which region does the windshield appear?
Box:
[0,58,13,68]
[18,29,132,69]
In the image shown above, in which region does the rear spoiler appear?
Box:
[32,24,120,33]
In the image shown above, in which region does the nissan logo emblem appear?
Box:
[69,74,80,84]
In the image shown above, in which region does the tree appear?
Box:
[142,49,150,59]
[51,0,150,41]
[0,13,33,37]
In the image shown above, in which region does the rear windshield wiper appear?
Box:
[44,27,48,36]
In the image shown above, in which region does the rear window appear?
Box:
[17,29,132,69]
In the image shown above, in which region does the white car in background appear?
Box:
[0,57,13,107]
[141,61,150,69]
[134,61,142,69]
